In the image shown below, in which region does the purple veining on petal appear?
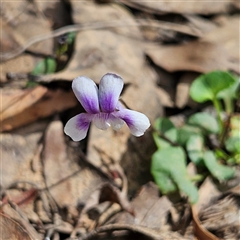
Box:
[76,113,92,130]
[80,95,100,114]
[99,93,116,113]
[72,76,100,114]
[113,109,150,136]
[99,73,124,113]
[92,112,111,130]
[64,113,93,141]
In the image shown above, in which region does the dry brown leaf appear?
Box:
[175,72,199,108]
[0,131,43,188]
[99,183,134,216]
[42,119,106,208]
[3,189,38,207]
[1,204,42,240]
[191,177,240,240]
[110,182,172,228]
[0,86,77,131]
[146,15,240,74]
[192,205,219,240]
[199,195,240,239]
[0,1,53,56]
[203,15,240,67]
[120,0,239,15]
[196,174,240,240]
[79,183,188,240]
[70,1,142,38]
[0,213,33,240]
[146,40,236,73]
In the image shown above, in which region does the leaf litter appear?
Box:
[0,0,239,239]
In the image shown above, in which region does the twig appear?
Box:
[68,223,161,240]
[0,19,202,62]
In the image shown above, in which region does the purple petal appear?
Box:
[72,76,100,114]
[114,109,150,136]
[64,113,93,141]
[99,73,124,113]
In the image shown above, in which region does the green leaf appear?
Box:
[32,57,56,75]
[154,118,175,132]
[66,32,76,44]
[225,136,240,153]
[229,115,240,137]
[188,112,219,134]
[186,135,204,165]
[190,71,236,103]
[153,132,171,150]
[217,76,240,100]
[151,169,177,193]
[203,151,235,181]
[151,147,199,203]
[172,172,199,204]
[177,125,202,146]
[154,117,178,143]
[153,118,178,149]
[217,77,239,113]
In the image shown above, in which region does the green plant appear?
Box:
[151,71,239,204]
[30,32,76,77]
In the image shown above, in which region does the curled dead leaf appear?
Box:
[192,205,219,240]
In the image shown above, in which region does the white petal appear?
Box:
[64,113,93,141]
[99,73,124,112]
[108,114,125,130]
[114,109,150,136]
[72,76,100,113]
[92,113,111,130]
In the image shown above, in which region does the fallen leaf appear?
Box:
[42,119,106,208]
[0,213,33,240]
[0,130,43,188]
[110,182,172,228]
[99,183,134,216]
[0,86,77,131]
[120,0,239,15]
[0,1,53,57]
[3,188,38,207]
[146,16,240,74]
[192,205,219,240]
[146,40,236,73]
[175,72,199,108]
[1,204,42,240]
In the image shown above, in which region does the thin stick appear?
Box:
[1,19,201,62]
[68,223,162,240]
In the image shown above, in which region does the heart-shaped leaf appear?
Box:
[186,135,204,165]
[190,71,236,103]
[225,136,240,154]
[151,146,198,203]
[203,151,235,181]
[188,112,219,134]
[178,125,202,146]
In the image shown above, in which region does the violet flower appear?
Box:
[64,73,150,141]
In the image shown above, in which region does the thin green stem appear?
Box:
[223,98,233,114]
[188,174,204,182]
[212,97,223,134]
